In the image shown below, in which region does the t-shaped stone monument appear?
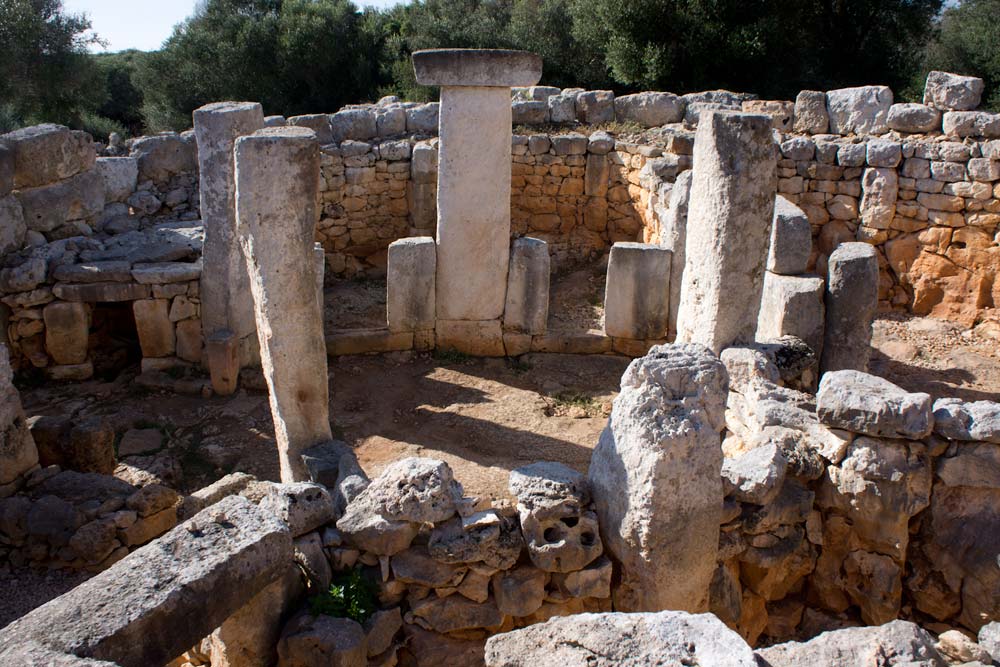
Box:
[412,49,542,353]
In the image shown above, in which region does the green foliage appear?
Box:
[309,568,379,624]
[924,0,1000,110]
[433,348,471,364]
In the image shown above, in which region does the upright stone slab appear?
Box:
[662,170,692,339]
[768,196,812,276]
[756,272,825,358]
[412,49,542,347]
[193,102,265,380]
[0,344,38,488]
[821,242,878,375]
[589,343,728,613]
[387,237,436,333]
[235,127,331,482]
[604,242,671,340]
[503,237,550,335]
[675,111,777,353]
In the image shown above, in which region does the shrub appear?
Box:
[308,568,379,624]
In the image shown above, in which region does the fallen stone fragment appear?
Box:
[756,619,947,667]
[817,370,933,439]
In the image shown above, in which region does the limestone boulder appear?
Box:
[614,92,684,127]
[427,509,523,570]
[887,103,942,133]
[817,370,933,439]
[277,614,366,667]
[793,90,829,134]
[287,114,333,144]
[722,443,787,505]
[756,620,946,667]
[826,86,893,135]
[931,398,1000,443]
[768,196,812,276]
[0,195,26,255]
[330,108,377,143]
[258,482,336,537]
[354,457,464,524]
[95,157,138,203]
[821,242,878,374]
[3,124,96,189]
[300,439,370,515]
[924,71,986,111]
[131,133,197,185]
[16,169,105,233]
[980,622,1000,662]
[484,611,757,667]
[589,343,727,612]
[575,90,615,124]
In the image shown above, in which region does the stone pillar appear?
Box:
[387,237,436,333]
[756,273,825,357]
[235,127,331,482]
[589,343,728,612]
[193,101,265,386]
[0,344,38,492]
[675,111,777,354]
[821,242,878,375]
[503,237,549,335]
[604,242,671,340]
[662,170,692,339]
[412,49,542,351]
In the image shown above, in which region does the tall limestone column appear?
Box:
[675,111,777,354]
[193,101,265,391]
[234,127,331,482]
[412,49,542,354]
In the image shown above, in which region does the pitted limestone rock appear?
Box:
[722,443,787,505]
[357,457,465,524]
[427,509,523,570]
[817,370,934,439]
[258,482,335,538]
[509,462,602,573]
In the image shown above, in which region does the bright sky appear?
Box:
[63,0,408,53]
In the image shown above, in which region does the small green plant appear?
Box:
[553,390,597,413]
[433,348,470,364]
[309,568,379,624]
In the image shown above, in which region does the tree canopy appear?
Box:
[2,0,998,137]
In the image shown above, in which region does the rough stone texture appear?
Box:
[722,443,787,505]
[820,242,878,374]
[604,242,671,340]
[980,622,1000,661]
[860,166,898,230]
[43,301,89,365]
[887,104,942,134]
[589,343,728,612]
[575,91,615,124]
[235,127,331,482]
[3,124,96,189]
[130,133,197,185]
[193,102,265,362]
[661,170,691,338]
[0,344,38,485]
[258,482,336,537]
[503,237,549,335]
[428,510,523,570]
[0,496,292,667]
[924,71,986,111]
[484,611,757,667]
[300,440,369,516]
[133,299,175,358]
[614,92,683,127]
[287,114,334,144]
[826,86,893,135]
[387,237,436,333]
[277,613,366,667]
[756,273,825,360]
[675,111,776,353]
[16,169,104,233]
[0,194,25,255]
[793,91,829,134]
[768,195,812,275]
[413,49,542,88]
[757,620,946,667]
[817,370,934,439]
[435,84,512,322]
[435,319,505,356]
[931,398,1000,443]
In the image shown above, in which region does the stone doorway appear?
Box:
[89,302,141,380]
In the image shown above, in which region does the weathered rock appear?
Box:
[3,124,95,189]
[826,86,893,135]
[235,127,331,481]
[503,237,549,335]
[614,92,683,127]
[660,169,691,338]
[935,629,992,664]
[492,565,547,617]
[0,496,293,667]
[133,298,175,358]
[979,622,1000,662]
[300,439,369,515]
[924,71,986,112]
[887,104,942,133]
[575,90,615,124]
[364,607,402,658]
[820,242,878,374]
[589,343,727,612]
[258,482,336,537]
[794,90,830,134]
[95,157,138,203]
[722,443,787,505]
[409,595,504,634]
[756,620,946,667]
[756,273,825,362]
[277,613,366,667]
[427,510,523,570]
[675,111,776,353]
[817,370,933,439]
[0,194,26,255]
[603,242,671,340]
[768,196,812,276]
[386,237,435,333]
[16,169,104,233]
[931,398,1000,443]
[287,114,334,144]
[484,611,757,667]
[130,132,197,185]
[860,166,897,230]
[392,545,467,587]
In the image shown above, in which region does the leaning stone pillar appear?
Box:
[675,111,777,353]
[821,242,879,375]
[194,102,265,392]
[412,49,542,352]
[589,343,728,612]
[235,127,331,482]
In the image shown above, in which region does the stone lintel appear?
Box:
[413,49,542,88]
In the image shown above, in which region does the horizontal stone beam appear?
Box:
[413,49,542,88]
[0,496,293,667]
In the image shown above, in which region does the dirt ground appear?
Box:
[5,310,1000,629]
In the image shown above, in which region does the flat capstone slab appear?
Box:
[413,49,542,88]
